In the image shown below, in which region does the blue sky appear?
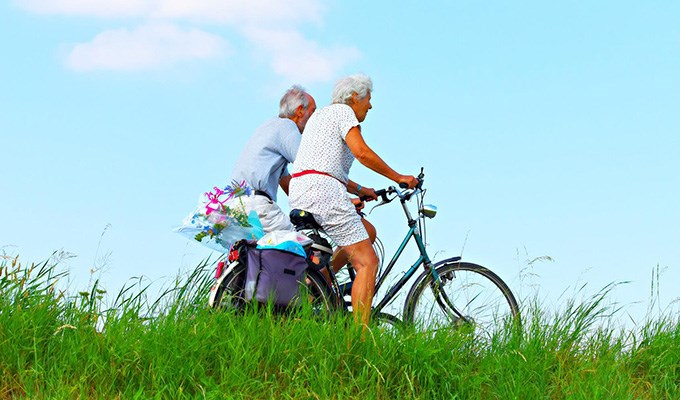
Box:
[2,1,678,323]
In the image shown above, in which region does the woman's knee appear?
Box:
[348,242,378,275]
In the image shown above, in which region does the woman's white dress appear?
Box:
[288,104,368,246]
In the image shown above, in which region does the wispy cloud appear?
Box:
[64,23,228,72]
[152,0,323,25]
[16,0,323,23]
[244,27,360,83]
[15,0,156,18]
[14,0,358,82]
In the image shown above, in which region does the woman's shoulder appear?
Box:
[318,103,352,115]
[312,104,354,123]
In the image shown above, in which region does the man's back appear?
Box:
[230,117,301,201]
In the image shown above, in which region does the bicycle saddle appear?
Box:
[289,209,322,230]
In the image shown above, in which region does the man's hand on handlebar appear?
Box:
[351,197,365,212]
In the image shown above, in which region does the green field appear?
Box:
[1,256,678,399]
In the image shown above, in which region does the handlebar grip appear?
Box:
[373,188,390,202]
[399,178,423,189]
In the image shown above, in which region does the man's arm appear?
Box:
[279,174,291,196]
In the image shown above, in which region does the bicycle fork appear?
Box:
[428,267,472,325]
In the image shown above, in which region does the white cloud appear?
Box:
[15,0,322,24]
[153,0,323,25]
[65,23,229,71]
[14,0,157,18]
[244,27,361,83]
[17,0,359,81]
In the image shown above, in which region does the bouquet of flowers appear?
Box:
[174,180,264,253]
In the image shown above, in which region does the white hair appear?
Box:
[279,85,310,118]
[331,74,373,105]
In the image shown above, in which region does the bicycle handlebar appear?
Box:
[368,170,425,211]
[359,168,425,210]
[358,185,413,202]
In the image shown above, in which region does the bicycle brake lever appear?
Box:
[368,201,388,215]
[367,188,394,214]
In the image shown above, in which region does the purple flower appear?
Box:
[224,180,252,200]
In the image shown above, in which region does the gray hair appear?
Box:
[279,85,310,118]
[331,74,373,105]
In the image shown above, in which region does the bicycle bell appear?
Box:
[419,204,437,218]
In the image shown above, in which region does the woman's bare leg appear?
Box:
[338,239,379,326]
[331,218,376,273]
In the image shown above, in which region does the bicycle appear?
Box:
[210,169,520,336]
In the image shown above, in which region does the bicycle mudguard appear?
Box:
[433,256,462,267]
[417,256,462,285]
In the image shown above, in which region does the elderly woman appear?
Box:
[288,74,418,325]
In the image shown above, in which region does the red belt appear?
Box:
[291,169,346,185]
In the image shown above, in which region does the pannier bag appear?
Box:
[244,243,308,306]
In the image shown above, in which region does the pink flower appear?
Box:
[205,186,227,215]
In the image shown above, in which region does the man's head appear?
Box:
[279,85,316,132]
[331,74,373,122]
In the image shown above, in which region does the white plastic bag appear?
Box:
[174,181,265,253]
[255,231,313,257]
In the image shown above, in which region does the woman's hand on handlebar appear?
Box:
[357,186,378,201]
[397,174,419,189]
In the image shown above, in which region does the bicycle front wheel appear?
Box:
[403,262,519,338]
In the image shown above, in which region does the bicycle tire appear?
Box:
[403,261,519,338]
[211,262,335,315]
[297,267,336,317]
[211,262,248,311]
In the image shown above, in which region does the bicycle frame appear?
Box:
[287,170,467,319]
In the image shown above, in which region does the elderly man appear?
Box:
[289,74,417,325]
[230,85,316,233]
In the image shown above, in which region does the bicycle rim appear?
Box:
[372,312,403,335]
[404,262,519,338]
[295,268,335,317]
[212,263,248,311]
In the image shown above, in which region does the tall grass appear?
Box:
[1,255,678,399]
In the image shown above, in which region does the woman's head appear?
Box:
[332,74,373,122]
[331,74,373,105]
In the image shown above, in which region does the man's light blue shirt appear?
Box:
[230,117,301,202]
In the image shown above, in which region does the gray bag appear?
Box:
[244,245,308,306]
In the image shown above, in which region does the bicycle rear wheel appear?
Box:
[403,262,519,338]
[211,262,335,316]
[211,262,248,311]
[296,268,336,317]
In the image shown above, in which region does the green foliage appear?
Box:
[1,255,678,399]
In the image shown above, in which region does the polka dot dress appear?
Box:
[289,104,369,246]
